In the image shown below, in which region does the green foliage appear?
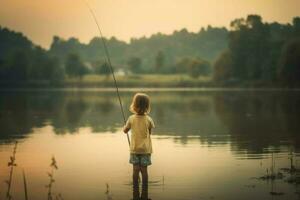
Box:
[127,57,142,73]
[174,57,192,73]
[50,36,85,60]
[155,51,165,72]
[29,47,64,83]
[0,28,65,85]
[229,14,270,80]
[49,27,228,73]
[277,38,300,86]
[0,26,33,60]
[213,51,233,82]
[65,53,88,79]
[293,17,300,34]
[174,57,211,78]
[2,14,300,88]
[6,49,31,81]
[214,15,300,87]
[187,59,211,79]
[93,60,110,76]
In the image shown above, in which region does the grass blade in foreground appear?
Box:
[22,169,29,200]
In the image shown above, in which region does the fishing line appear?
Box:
[82,0,130,146]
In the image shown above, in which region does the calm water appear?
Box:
[1,89,300,200]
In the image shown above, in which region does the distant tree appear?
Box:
[45,56,65,83]
[0,27,33,60]
[93,60,110,77]
[22,47,64,83]
[187,60,201,79]
[293,17,300,35]
[50,36,86,62]
[0,59,7,80]
[229,14,270,81]
[187,59,211,79]
[6,50,30,81]
[213,51,233,82]
[174,57,192,73]
[277,38,300,86]
[155,51,165,72]
[65,53,87,79]
[29,47,52,80]
[127,57,142,73]
[198,60,211,76]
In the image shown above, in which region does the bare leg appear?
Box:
[140,166,148,186]
[133,165,140,187]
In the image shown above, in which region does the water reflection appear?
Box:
[0,90,300,155]
[133,186,149,200]
[0,124,299,200]
[214,91,300,155]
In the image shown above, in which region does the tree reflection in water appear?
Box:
[1,90,300,157]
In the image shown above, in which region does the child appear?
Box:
[123,93,155,187]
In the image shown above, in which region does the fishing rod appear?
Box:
[83,0,130,146]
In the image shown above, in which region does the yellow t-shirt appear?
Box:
[125,114,155,154]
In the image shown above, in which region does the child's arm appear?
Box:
[123,116,131,134]
[148,116,155,135]
[123,126,130,134]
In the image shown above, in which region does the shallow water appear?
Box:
[0,89,300,200]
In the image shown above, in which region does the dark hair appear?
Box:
[130,93,151,115]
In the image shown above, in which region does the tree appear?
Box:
[127,57,142,73]
[174,57,192,73]
[155,51,165,72]
[6,50,30,81]
[213,51,233,82]
[44,56,65,83]
[0,27,33,60]
[65,53,87,79]
[187,59,211,79]
[277,38,300,86]
[0,59,7,81]
[93,60,110,77]
[228,15,270,81]
[293,17,300,35]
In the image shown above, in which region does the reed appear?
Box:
[105,183,113,200]
[5,141,18,200]
[271,152,275,176]
[54,193,64,200]
[281,150,300,184]
[22,169,29,200]
[259,152,283,180]
[46,156,58,200]
[289,150,296,172]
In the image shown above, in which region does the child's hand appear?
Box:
[123,127,130,134]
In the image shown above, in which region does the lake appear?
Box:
[0,89,300,200]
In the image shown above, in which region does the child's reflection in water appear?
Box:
[133,185,151,200]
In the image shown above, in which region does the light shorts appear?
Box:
[129,154,152,166]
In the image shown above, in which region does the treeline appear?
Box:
[0,14,300,87]
[0,25,227,84]
[214,15,300,87]
[0,27,64,85]
[49,26,227,76]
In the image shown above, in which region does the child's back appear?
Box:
[126,114,154,154]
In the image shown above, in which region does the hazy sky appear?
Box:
[1,0,299,48]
